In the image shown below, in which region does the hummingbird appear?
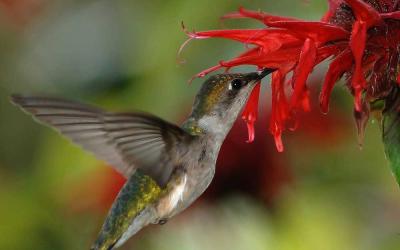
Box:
[11,68,274,250]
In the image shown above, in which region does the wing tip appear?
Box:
[10,94,43,106]
[10,94,42,113]
[10,94,34,111]
[10,94,44,118]
[10,94,24,106]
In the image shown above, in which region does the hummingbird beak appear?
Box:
[245,68,276,83]
[256,68,276,80]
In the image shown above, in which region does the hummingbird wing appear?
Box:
[11,95,191,187]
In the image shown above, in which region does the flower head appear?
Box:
[183,0,400,152]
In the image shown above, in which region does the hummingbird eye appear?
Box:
[229,78,244,90]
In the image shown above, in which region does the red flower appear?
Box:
[183,0,400,152]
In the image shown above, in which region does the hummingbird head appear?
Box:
[185,69,275,137]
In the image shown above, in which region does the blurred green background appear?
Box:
[0,0,399,249]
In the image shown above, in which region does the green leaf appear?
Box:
[382,87,400,186]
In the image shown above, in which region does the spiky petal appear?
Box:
[183,1,400,151]
[242,83,261,143]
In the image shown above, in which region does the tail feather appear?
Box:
[91,171,162,250]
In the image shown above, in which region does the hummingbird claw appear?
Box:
[158,219,168,225]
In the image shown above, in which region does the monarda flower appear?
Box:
[183,0,400,184]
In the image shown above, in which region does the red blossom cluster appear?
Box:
[184,0,400,151]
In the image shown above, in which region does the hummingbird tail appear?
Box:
[91,206,157,250]
[91,171,162,250]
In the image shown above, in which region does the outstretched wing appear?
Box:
[11,95,191,187]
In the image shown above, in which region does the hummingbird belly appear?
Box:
[155,173,188,218]
[156,162,216,220]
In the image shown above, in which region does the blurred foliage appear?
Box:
[0,0,399,250]
[382,90,400,186]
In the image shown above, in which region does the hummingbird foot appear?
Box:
[158,218,168,225]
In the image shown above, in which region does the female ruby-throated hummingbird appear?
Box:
[11,69,274,250]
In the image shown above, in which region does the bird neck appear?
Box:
[181,117,205,136]
[181,113,235,142]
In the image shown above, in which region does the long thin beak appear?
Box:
[245,68,276,82]
[257,68,276,80]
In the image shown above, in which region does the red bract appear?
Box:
[242,82,261,143]
[183,0,400,151]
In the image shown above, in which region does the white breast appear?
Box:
[168,174,187,210]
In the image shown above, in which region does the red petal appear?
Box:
[186,29,271,45]
[290,38,317,109]
[350,20,367,112]
[381,11,400,20]
[397,73,400,85]
[194,48,267,78]
[320,49,353,113]
[322,0,344,21]
[274,133,284,153]
[354,100,370,148]
[301,89,311,112]
[270,70,288,152]
[222,7,300,26]
[343,0,381,27]
[220,11,244,20]
[187,28,300,52]
[316,43,348,63]
[186,28,268,40]
[266,21,349,44]
[242,82,261,143]
[195,64,223,78]
[328,0,344,9]
[215,47,299,73]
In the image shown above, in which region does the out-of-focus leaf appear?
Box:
[382,87,400,186]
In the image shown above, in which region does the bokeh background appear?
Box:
[0,0,399,249]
